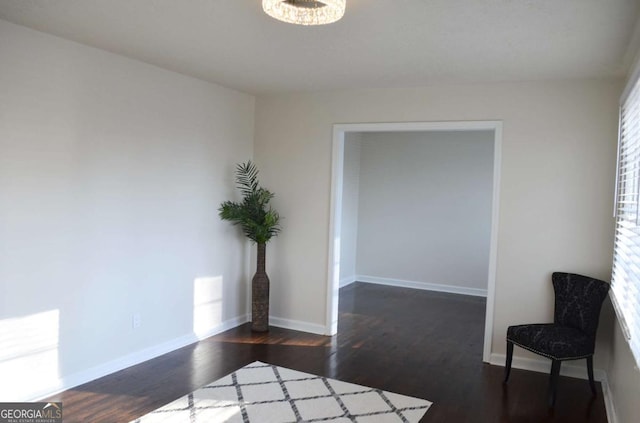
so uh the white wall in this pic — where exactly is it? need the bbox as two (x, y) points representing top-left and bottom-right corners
(355, 131), (493, 293)
(0, 20), (254, 400)
(254, 79), (620, 368)
(338, 133), (362, 287)
(607, 321), (640, 423)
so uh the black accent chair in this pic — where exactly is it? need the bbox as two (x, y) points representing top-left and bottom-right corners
(503, 272), (609, 407)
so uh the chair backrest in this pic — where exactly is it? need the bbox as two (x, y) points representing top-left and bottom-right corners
(552, 272), (610, 337)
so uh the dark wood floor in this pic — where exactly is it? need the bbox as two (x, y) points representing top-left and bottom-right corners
(47, 282), (607, 422)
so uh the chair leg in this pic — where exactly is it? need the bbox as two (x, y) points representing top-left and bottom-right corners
(548, 360), (561, 408)
(587, 356), (597, 396)
(504, 341), (514, 383)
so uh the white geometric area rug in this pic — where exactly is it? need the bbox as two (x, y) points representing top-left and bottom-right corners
(132, 361), (432, 423)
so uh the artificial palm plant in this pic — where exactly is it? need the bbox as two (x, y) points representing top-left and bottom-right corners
(219, 161), (281, 331)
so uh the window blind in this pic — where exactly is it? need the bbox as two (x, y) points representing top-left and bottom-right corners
(612, 75), (640, 368)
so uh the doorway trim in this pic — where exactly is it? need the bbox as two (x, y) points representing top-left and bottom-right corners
(326, 120), (502, 363)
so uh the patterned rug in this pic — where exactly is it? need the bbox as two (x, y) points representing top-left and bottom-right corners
(132, 361), (431, 422)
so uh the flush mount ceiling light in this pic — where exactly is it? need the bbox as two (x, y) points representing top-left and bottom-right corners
(262, 0), (346, 26)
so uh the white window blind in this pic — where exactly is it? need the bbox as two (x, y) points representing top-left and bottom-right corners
(612, 74), (640, 368)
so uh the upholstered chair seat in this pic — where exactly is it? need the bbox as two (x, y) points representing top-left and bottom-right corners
(507, 324), (592, 360)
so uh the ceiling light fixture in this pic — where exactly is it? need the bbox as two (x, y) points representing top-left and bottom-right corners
(262, 0), (346, 26)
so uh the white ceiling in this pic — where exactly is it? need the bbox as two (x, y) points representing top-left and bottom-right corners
(1, 0), (639, 95)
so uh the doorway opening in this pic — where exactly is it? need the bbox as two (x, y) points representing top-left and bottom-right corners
(326, 121), (502, 362)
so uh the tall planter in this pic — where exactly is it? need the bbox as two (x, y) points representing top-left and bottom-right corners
(219, 161), (281, 333)
(252, 243), (270, 332)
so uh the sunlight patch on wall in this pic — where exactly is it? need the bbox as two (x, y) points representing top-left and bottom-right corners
(193, 276), (224, 340)
(0, 310), (60, 400)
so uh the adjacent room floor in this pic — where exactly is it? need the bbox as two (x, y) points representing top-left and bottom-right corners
(47, 282), (607, 422)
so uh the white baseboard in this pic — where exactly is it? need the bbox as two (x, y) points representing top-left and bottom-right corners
(33, 314), (250, 402)
(489, 352), (606, 382)
(339, 276), (357, 288)
(268, 316), (327, 335)
(357, 275), (488, 297)
(194, 314), (250, 341)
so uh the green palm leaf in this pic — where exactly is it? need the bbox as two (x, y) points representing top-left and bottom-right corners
(219, 161), (282, 244)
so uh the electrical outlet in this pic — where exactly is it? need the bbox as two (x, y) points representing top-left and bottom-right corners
(132, 313), (141, 329)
